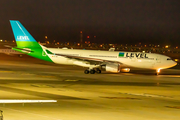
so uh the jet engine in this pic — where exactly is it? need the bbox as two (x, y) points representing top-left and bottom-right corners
(102, 63), (120, 73)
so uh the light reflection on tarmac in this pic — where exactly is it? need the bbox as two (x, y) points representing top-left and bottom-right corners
(0, 54), (180, 120)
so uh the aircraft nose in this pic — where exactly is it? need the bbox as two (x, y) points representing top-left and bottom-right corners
(172, 61), (177, 66)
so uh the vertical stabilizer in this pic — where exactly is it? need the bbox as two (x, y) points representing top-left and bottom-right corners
(10, 20), (41, 48)
(9, 20), (53, 62)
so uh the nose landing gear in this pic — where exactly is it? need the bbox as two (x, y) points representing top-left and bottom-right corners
(156, 68), (161, 75)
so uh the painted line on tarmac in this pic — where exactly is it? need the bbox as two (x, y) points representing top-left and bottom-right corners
(100, 96), (141, 100)
(0, 107), (63, 120)
(161, 75), (180, 78)
(0, 71), (14, 73)
(109, 73), (135, 76)
(36, 75), (56, 78)
(165, 106), (180, 109)
(119, 92), (172, 98)
(64, 79), (79, 82)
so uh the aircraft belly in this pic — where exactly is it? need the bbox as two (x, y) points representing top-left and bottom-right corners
(120, 58), (155, 69)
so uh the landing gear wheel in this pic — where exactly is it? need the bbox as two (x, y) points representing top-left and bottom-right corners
(96, 69), (101, 74)
(90, 69), (95, 74)
(84, 69), (89, 74)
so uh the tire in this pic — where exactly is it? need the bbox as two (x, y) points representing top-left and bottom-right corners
(84, 69), (89, 74)
(90, 69), (95, 74)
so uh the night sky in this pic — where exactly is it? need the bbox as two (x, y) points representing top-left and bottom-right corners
(0, 0), (180, 45)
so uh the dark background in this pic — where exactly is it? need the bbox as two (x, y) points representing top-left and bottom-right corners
(0, 0), (180, 45)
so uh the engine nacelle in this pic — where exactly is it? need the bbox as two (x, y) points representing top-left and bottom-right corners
(103, 63), (120, 73)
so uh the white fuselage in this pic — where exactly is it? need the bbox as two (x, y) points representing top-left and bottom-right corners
(46, 48), (177, 70)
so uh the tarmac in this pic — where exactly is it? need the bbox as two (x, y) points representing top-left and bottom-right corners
(0, 54), (180, 120)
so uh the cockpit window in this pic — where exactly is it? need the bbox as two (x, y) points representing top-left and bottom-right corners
(167, 58), (172, 60)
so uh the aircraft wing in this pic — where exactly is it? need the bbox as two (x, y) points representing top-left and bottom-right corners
(54, 53), (121, 65)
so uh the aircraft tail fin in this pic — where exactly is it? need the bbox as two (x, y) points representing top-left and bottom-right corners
(9, 20), (53, 62)
(10, 20), (41, 48)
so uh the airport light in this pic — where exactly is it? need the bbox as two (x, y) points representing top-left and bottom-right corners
(175, 59), (179, 62)
(165, 45), (169, 48)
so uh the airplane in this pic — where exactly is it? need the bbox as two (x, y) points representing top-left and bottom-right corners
(9, 20), (177, 75)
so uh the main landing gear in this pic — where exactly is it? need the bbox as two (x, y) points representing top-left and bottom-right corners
(84, 68), (101, 74)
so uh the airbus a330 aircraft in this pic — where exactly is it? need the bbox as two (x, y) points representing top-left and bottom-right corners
(10, 20), (177, 75)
